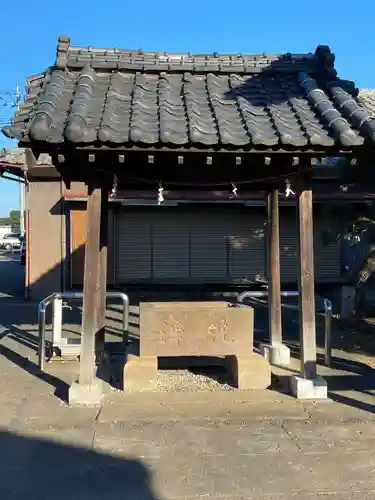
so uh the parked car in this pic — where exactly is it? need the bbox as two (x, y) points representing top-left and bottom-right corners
(0, 232), (21, 251)
(20, 235), (26, 265)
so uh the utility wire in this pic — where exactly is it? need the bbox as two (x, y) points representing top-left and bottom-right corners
(0, 86), (21, 110)
(0, 88), (20, 138)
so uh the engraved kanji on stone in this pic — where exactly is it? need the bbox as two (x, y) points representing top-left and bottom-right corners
(207, 323), (217, 342)
(221, 319), (234, 342)
(159, 315), (185, 345)
(207, 319), (234, 343)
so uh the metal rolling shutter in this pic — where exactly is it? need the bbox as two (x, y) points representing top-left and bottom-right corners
(115, 210), (152, 283)
(313, 222), (341, 282)
(190, 208), (231, 283)
(115, 205), (269, 285)
(228, 210), (267, 282)
(279, 210), (341, 283)
(151, 208), (190, 281)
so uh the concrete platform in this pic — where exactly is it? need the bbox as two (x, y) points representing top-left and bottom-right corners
(3, 298), (375, 498)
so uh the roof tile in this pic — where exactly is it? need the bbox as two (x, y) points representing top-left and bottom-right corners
(3, 36), (375, 150)
(357, 89), (375, 118)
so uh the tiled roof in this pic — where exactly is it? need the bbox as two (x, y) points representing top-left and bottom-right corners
(0, 148), (52, 166)
(3, 36), (375, 150)
(357, 89), (375, 116)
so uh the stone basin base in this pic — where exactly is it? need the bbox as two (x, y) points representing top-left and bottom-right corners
(123, 301), (271, 391)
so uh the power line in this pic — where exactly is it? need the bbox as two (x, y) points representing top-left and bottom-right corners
(0, 88), (21, 137)
(0, 86), (21, 110)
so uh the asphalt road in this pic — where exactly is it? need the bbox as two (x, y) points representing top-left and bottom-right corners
(0, 250), (25, 299)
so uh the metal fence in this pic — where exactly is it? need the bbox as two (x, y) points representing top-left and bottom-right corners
(237, 290), (333, 367)
(38, 291), (129, 371)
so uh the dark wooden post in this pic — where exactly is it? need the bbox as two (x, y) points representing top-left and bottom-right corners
(297, 188), (317, 379)
(260, 189), (290, 366)
(79, 184), (102, 386)
(95, 189), (108, 364)
(267, 190), (282, 345)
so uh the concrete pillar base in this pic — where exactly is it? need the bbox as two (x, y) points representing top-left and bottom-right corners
(52, 298), (63, 345)
(291, 375), (327, 400)
(259, 342), (291, 366)
(226, 353), (271, 390)
(68, 379), (104, 406)
(123, 355), (157, 391)
(55, 340), (81, 358)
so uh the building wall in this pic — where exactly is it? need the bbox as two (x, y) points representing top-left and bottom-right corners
(28, 180), (65, 300)
(0, 226), (12, 239)
(64, 181), (88, 198)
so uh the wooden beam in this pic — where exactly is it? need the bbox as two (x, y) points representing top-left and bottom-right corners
(79, 184), (102, 385)
(267, 190), (282, 345)
(95, 189), (109, 364)
(297, 188), (317, 379)
(73, 144), (332, 154)
(27, 166), (61, 181)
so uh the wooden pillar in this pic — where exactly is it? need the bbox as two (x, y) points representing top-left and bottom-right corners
(267, 190), (282, 345)
(79, 184), (102, 386)
(95, 189), (108, 364)
(297, 188), (317, 379)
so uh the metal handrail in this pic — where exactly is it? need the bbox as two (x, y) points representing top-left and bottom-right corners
(236, 290), (333, 367)
(237, 290), (299, 302)
(38, 291), (129, 371)
(38, 293), (56, 371)
(324, 298), (333, 367)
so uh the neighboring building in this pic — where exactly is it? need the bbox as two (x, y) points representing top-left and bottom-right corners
(0, 150), (25, 238)
(2, 40), (375, 300)
(0, 225), (12, 239)
(0, 224), (20, 236)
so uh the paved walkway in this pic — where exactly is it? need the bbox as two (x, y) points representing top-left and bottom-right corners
(2, 301), (375, 498)
(0, 252), (25, 299)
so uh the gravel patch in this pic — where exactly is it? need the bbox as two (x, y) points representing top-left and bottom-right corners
(121, 366), (235, 393)
(110, 354), (236, 393)
(151, 368), (234, 392)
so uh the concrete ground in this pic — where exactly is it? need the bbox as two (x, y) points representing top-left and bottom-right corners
(2, 259), (375, 498)
(0, 249), (25, 299)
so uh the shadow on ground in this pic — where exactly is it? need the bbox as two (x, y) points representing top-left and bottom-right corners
(0, 256), (25, 299)
(0, 341), (70, 401)
(0, 430), (157, 500)
(2, 286), (375, 415)
(335, 316), (375, 357)
(0, 300), (83, 353)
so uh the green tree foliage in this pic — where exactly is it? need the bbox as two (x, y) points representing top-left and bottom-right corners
(319, 158), (375, 314)
(0, 209), (20, 226)
(9, 210), (20, 222)
(319, 157), (375, 247)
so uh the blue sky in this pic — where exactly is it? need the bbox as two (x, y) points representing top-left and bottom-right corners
(1, 0), (374, 216)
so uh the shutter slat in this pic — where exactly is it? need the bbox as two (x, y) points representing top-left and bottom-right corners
(229, 213), (266, 281)
(190, 211), (230, 283)
(279, 211), (341, 283)
(115, 211), (152, 282)
(152, 210), (190, 279)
